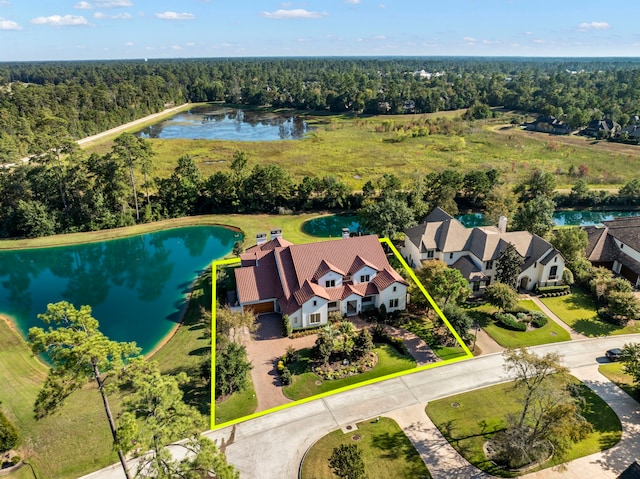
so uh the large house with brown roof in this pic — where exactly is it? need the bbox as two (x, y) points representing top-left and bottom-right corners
(402, 208), (565, 294)
(234, 231), (408, 329)
(584, 217), (640, 288)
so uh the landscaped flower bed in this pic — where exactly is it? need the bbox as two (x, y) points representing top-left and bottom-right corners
(313, 352), (378, 380)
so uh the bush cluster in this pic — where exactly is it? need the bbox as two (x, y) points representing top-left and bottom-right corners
(495, 313), (527, 331)
(0, 407), (19, 453)
(536, 285), (571, 298)
(494, 309), (549, 331)
(371, 324), (408, 355)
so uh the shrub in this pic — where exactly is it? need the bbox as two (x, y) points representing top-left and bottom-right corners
(378, 303), (387, 323)
(531, 314), (548, 328)
(277, 360), (285, 373)
(280, 367), (292, 385)
(282, 314), (293, 337)
(495, 313), (527, 331)
(537, 285), (570, 294)
(0, 408), (19, 453)
(328, 311), (343, 324)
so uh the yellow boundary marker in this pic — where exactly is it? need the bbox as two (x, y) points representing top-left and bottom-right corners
(210, 237), (473, 430)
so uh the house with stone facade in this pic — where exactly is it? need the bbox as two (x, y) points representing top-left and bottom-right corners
(235, 231), (408, 329)
(402, 208), (565, 295)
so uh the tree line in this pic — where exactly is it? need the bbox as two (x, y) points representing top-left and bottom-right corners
(2, 57), (640, 162)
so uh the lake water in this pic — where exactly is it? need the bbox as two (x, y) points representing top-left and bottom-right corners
(135, 106), (311, 141)
(0, 226), (240, 354)
(302, 215), (361, 238)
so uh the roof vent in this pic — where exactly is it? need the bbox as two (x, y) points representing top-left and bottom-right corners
(342, 227), (350, 239)
(256, 232), (268, 245)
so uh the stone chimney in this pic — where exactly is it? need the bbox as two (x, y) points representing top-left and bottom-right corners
(498, 216), (508, 234)
(270, 228), (282, 240)
(256, 232), (268, 245)
(342, 227), (350, 239)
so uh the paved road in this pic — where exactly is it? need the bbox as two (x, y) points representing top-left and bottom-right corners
(81, 335), (640, 479)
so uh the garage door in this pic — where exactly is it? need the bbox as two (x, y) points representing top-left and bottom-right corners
(247, 301), (275, 314)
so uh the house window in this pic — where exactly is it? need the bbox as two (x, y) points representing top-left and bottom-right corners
(360, 274), (370, 283)
(427, 250), (434, 259)
(620, 243), (624, 249)
(549, 266), (558, 281)
(328, 301), (338, 309)
(313, 300), (317, 306)
(449, 252), (454, 259)
(486, 276), (491, 286)
(325, 279), (335, 288)
(473, 282), (480, 292)
(309, 313), (321, 324)
(362, 296), (373, 303)
(485, 260), (493, 270)
(293, 316), (298, 324)
(393, 286), (397, 292)
(389, 298), (399, 308)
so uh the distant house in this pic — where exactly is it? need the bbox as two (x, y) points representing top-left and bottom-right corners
(235, 231), (408, 329)
(616, 124), (640, 143)
(580, 119), (620, 138)
(583, 217), (640, 288)
(524, 115), (572, 135)
(402, 208), (565, 294)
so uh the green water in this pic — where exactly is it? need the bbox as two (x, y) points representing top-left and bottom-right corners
(301, 215), (362, 237)
(0, 226), (240, 354)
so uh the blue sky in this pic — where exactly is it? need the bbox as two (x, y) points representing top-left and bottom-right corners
(0, 0), (638, 61)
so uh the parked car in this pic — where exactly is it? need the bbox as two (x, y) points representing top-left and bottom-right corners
(606, 348), (623, 361)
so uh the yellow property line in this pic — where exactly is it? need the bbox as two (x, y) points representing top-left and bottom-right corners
(210, 238), (473, 430)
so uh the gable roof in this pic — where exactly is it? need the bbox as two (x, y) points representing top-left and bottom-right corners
(236, 235), (407, 315)
(406, 208), (559, 273)
(602, 217), (640, 252)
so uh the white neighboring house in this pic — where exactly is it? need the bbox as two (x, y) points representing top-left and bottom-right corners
(584, 217), (640, 288)
(402, 208), (565, 295)
(234, 231), (408, 329)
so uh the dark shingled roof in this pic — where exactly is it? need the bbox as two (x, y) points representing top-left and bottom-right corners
(602, 217), (640, 252)
(618, 461), (640, 479)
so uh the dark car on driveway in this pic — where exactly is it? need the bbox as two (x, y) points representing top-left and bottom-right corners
(606, 348), (623, 361)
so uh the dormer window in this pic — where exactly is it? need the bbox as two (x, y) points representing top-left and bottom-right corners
(427, 250), (434, 259)
(360, 274), (370, 283)
(485, 260), (493, 270)
(325, 279), (335, 288)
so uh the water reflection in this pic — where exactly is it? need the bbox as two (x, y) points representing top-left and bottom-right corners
(0, 226), (239, 353)
(136, 106), (311, 141)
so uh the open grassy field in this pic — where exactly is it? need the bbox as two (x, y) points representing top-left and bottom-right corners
(426, 377), (622, 477)
(81, 109), (640, 190)
(300, 417), (431, 479)
(467, 300), (571, 348)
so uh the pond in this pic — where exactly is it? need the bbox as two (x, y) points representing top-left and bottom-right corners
(303, 210), (640, 235)
(135, 105), (311, 141)
(0, 226), (240, 354)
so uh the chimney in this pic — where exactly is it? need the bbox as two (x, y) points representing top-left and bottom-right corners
(342, 227), (350, 239)
(498, 216), (508, 234)
(270, 228), (282, 240)
(256, 232), (267, 245)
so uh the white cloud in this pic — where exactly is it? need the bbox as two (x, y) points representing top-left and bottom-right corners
(345, 0), (361, 4)
(155, 11), (196, 20)
(0, 17), (20, 30)
(378, 4), (385, 7)
(95, 0), (132, 7)
(534, 39), (546, 44)
(525, 31), (533, 35)
(463, 36), (476, 44)
(0, 1), (11, 6)
(125, 41), (133, 46)
(261, 9), (327, 19)
(74, 1), (92, 9)
(31, 15), (89, 26)
(577, 21), (611, 31)
(171, 44), (182, 50)
(373, 35), (386, 40)
(94, 11), (132, 19)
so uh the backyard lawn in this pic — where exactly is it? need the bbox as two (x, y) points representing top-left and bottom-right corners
(426, 377), (622, 477)
(467, 300), (571, 348)
(300, 417), (431, 479)
(283, 344), (416, 401)
(541, 288), (640, 336)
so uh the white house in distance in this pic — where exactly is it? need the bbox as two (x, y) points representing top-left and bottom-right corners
(402, 208), (565, 294)
(234, 230), (408, 329)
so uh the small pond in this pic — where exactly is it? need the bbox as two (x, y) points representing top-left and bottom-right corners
(0, 226), (240, 354)
(301, 215), (362, 238)
(135, 105), (311, 141)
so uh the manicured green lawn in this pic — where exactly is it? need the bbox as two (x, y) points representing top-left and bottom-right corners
(214, 382), (258, 425)
(402, 317), (467, 360)
(283, 344), (416, 401)
(300, 417), (431, 479)
(599, 362), (640, 402)
(426, 377), (622, 477)
(467, 300), (571, 348)
(541, 289), (640, 336)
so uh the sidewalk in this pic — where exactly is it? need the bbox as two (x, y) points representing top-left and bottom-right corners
(525, 294), (587, 340)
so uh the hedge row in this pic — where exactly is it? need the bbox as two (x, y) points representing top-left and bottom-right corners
(538, 290), (570, 298)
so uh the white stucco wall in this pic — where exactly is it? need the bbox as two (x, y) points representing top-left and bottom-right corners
(615, 238), (640, 264)
(300, 296), (328, 328)
(352, 266), (377, 284)
(317, 270), (343, 288)
(377, 282), (407, 312)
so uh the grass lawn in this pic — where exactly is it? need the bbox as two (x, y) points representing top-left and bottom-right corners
(402, 318), (467, 360)
(467, 300), (571, 348)
(599, 362), (640, 403)
(540, 288), (640, 336)
(214, 382), (258, 425)
(283, 344), (416, 401)
(426, 377), (622, 477)
(300, 417), (431, 479)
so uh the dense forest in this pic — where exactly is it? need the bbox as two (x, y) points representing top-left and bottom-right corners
(1, 57), (640, 239)
(1, 57), (640, 161)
